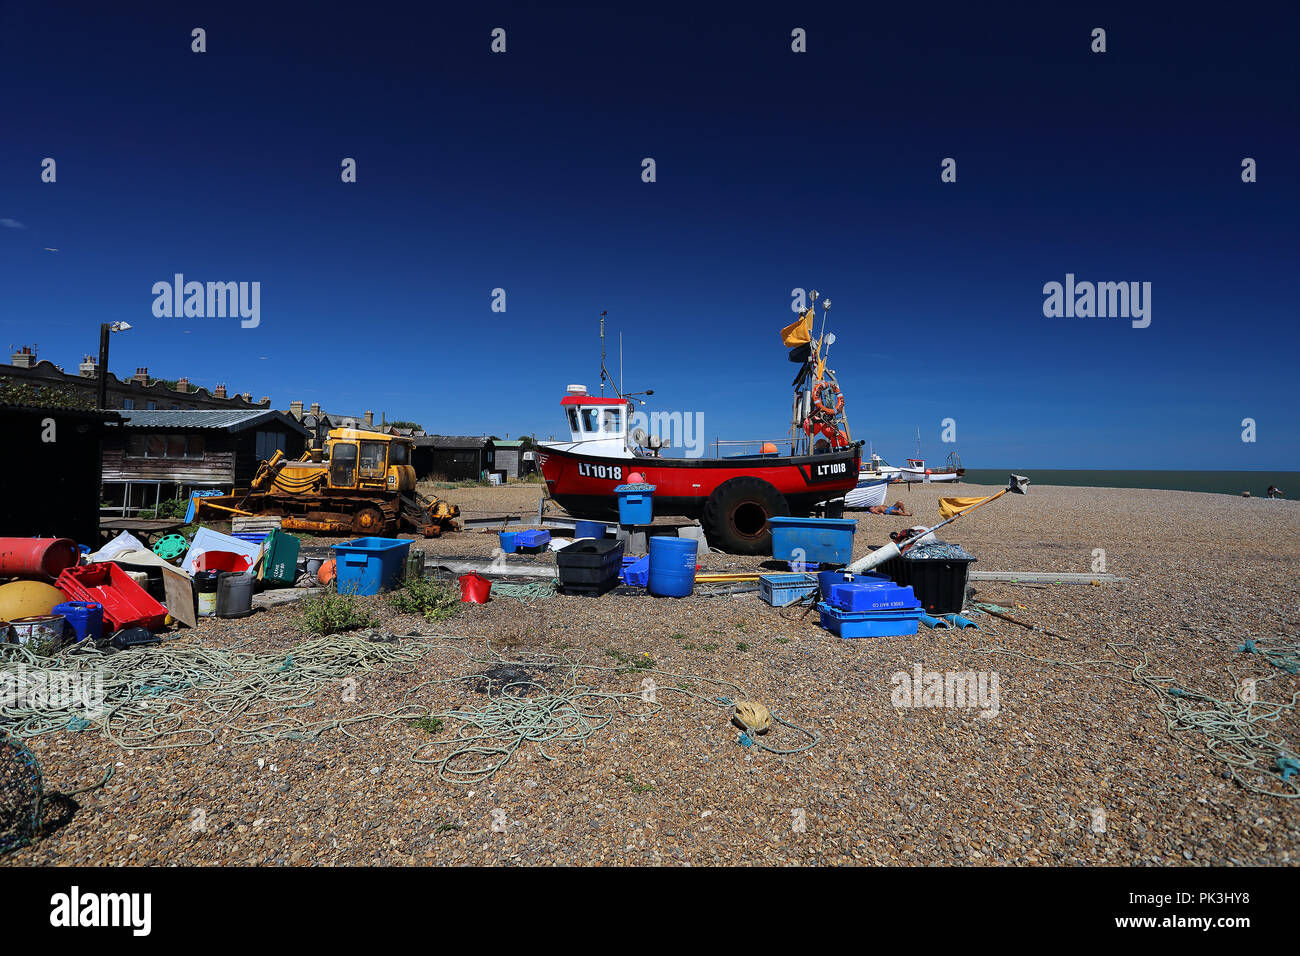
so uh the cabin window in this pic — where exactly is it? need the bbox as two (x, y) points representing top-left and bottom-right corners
(603, 408), (622, 433)
(581, 408), (601, 433)
(330, 442), (358, 486)
(389, 443), (409, 466)
(127, 434), (204, 459)
(567, 408), (579, 433)
(255, 430), (288, 462)
(359, 441), (387, 478)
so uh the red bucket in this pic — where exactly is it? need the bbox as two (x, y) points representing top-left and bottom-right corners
(458, 572), (491, 603)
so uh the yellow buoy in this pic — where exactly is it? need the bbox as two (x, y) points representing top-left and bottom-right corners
(0, 580), (68, 621)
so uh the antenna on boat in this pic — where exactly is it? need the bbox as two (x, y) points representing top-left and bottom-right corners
(599, 310), (607, 395)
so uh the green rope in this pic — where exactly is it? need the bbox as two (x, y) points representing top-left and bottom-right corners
(2, 632), (819, 787)
(989, 641), (1300, 799)
(407, 647), (819, 783)
(490, 580), (558, 600)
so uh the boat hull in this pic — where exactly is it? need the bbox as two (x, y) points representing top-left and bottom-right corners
(844, 475), (892, 510)
(894, 469), (964, 483)
(538, 445), (862, 520)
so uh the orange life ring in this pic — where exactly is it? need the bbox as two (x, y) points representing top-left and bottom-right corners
(813, 381), (844, 416)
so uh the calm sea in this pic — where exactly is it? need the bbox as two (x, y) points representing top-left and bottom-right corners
(961, 470), (1299, 497)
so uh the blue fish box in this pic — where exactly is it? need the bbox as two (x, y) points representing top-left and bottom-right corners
(621, 554), (650, 587)
(829, 580), (919, 612)
(516, 529), (551, 551)
(498, 531), (518, 553)
(766, 516), (858, 564)
(330, 537), (412, 596)
(759, 573), (819, 607)
(817, 601), (923, 638)
(614, 484), (656, 525)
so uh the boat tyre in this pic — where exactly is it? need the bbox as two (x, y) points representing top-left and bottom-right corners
(702, 477), (790, 555)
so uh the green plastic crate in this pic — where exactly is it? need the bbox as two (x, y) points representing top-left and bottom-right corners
(259, 529), (301, 584)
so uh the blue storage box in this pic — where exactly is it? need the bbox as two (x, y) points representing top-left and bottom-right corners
(766, 516), (858, 564)
(759, 573), (819, 607)
(817, 601), (923, 638)
(515, 529), (551, 551)
(574, 520), (607, 539)
(498, 531), (518, 553)
(621, 555), (650, 587)
(830, 579), (918, 612)
(614, 484), (656, 525)
(330, 537), (412, 595)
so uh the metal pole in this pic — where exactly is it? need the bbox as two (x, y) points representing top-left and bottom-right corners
(97, 323), (110, 410)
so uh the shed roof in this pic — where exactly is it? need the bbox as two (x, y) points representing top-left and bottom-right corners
(413, 435), (492, 449)
(113, 409), (310, 435)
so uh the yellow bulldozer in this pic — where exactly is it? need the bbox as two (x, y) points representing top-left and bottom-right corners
(194, 427), (460, 537)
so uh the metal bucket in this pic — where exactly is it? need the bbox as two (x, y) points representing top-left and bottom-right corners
(9, 614), (65, 646)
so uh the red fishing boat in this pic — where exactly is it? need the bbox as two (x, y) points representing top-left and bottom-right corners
(539, 293), (861, 553)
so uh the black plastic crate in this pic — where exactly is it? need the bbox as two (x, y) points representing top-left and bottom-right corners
(557, 539), (625, 586)
(877, 543), (976, 615)
(556, 576), (620, 597)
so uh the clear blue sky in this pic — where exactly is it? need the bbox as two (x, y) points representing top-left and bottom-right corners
(2, 2), (1296, 469)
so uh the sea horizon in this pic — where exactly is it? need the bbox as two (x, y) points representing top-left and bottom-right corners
(959, 469), (1299, 497)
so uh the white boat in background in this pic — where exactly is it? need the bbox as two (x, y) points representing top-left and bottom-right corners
(896, 457), (964, 483)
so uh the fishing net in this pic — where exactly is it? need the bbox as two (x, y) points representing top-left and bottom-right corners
(0, 733), (44, 855)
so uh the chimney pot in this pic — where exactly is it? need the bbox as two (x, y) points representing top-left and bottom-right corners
(214, 384), (227, 398)
(290, 400), (304, 420)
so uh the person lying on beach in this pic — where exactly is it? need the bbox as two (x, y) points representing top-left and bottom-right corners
(867, 501), (911, 516)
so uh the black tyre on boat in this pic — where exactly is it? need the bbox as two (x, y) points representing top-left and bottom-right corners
(702, 476), (790, 555)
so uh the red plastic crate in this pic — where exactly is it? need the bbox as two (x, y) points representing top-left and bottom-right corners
(56, 562), (168, 631)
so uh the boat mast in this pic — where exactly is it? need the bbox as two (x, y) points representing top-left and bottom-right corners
(599, 310), (607, 396)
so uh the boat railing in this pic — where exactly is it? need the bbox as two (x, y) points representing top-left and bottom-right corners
(711, 438), (797, 459)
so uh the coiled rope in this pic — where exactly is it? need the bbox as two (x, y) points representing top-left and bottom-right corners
(2, 633), (819, 787)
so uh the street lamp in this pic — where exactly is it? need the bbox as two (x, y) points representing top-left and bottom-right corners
(97, 321), (132, 410)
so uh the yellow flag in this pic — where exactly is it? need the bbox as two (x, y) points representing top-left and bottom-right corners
(938, 496), (993, 520)
(780, 308), (814, 348)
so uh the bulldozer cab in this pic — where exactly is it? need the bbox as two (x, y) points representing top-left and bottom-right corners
(323, 429), (415, 494)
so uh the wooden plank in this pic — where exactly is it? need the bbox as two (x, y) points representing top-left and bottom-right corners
(968, 570), (1128, 584)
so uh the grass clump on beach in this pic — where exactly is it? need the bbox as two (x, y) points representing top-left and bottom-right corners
(298, 591), (379, 635)
(606, 648), (656, 672)
(389, 577), (460, 621)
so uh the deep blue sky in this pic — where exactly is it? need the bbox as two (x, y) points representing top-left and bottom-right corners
(2, 2), (1296, 468)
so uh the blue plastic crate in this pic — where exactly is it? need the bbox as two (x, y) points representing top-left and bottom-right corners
(766, 516), (858, 564)
(613, 484), (656, 525)
(759, 573), (819, 607)
(330, 537), (412, 596)
(515, 529), (551, 549)
(817, 601), (923, 638)
(621, 555), (650, 587)
(498, 531), (518, 553)
(829, 580), (919, 612)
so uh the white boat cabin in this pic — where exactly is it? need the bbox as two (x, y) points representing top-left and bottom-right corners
(545, 385), (635, 458)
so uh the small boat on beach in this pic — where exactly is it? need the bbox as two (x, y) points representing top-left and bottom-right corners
(895, 455), (965, 483)
(539, 293), (863, 553)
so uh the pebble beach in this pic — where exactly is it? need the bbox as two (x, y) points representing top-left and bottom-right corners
(5, 480), (1298, 866)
